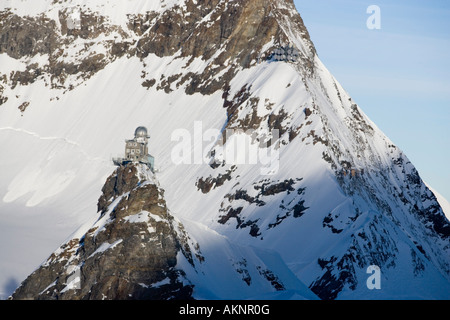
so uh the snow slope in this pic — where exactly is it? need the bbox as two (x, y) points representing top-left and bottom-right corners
(427, 184), (450, 220)
(1, 0), (449, 299)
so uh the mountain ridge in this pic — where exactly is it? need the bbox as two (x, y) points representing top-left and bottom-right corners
(1, 0), (449, 300)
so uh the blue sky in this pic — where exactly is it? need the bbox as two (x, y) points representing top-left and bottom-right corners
(293, 0), (450, 201)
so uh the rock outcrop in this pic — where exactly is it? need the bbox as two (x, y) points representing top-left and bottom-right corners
(11, 163), (195, 300)
(0, 0), (314, 107)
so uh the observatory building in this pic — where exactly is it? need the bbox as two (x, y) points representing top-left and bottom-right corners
(113, 126), (155, 171)
(271, 44), (300, 62)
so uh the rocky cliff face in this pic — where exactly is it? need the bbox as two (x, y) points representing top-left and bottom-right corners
(11, 163), (196, 300)
(0, 0), (313, 106)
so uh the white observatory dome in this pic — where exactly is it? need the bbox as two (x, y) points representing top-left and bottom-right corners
(134, 126), (148, 138)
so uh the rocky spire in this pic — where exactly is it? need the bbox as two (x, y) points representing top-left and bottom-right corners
(11, 163), (197, 300)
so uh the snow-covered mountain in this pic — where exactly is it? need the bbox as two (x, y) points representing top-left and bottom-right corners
(1, 0), (449, 300)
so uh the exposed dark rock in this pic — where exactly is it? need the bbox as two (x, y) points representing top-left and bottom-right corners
(254, 178), (296, 196)
(311, 213), (401, 300)
(292, 199), (308, 218)
(141, 78), (156, 90)
(233, 259), (252, 286)
(18, 101), (30, 114)
(196, 166), (237, 194)
(219, 178), (307, 237)
(0, 11), (59, 59)
(97, 164), (140, 214)
(310, 253), (358, 300)
(0, 9), (124, 92)
(256, 266), (285, 291)
(218, 206), (243, 226)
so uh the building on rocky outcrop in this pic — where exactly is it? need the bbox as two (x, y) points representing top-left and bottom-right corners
(113, 126), (155, 171)
(10, 163), (195, 300)
(339, 168), (365, 178)
(271, 44), (300, 62)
